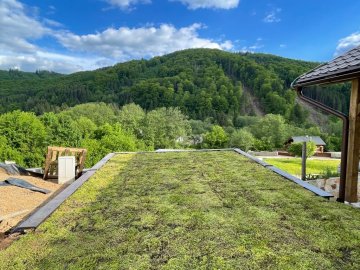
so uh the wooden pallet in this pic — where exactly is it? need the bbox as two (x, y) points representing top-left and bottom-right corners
(43, 146), (87, 180)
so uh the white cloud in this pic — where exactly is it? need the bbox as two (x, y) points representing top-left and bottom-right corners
(335, 32), (360, 56)
(0, 51), (109, 74)
(263, 8), (281, 23)
(0, 0), (106, 73)
(220, 40), (233, 50)
(0, 0), (50, 52)
(43, 18), (63, 28)
(0, 0), (234, 73)
(55, 23), (233, 60)
(105, 0), (150, 9)
(173, 0), (239, 10)
(240, 38), (264, 52)
(280, 44), (287, 48)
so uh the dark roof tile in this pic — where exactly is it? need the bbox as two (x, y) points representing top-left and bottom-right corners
(292, 45), (360, 86)
(349, 59), (360, 66)
(291, 136), (326, 145)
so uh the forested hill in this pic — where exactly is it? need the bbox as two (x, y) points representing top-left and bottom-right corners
(0, 49), (349, 125)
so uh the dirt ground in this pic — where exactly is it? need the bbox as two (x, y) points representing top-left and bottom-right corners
(0, 171), (62, 233)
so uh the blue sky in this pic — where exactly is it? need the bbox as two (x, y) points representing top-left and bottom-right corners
(1, 0), (360, 73)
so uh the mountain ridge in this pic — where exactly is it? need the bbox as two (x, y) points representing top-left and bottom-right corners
(0, 48), (347, 126)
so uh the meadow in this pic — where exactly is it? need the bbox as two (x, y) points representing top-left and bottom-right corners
(264, 158), (341, 177)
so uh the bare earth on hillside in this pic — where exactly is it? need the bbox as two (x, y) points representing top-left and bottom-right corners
(0, 172), (62, 233)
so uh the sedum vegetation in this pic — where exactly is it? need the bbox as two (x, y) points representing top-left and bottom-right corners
(0, 151), (359, 269)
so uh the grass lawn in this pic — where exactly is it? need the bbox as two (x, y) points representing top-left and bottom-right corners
(1, 151), (359, 269)
(264, 158), (341, 176)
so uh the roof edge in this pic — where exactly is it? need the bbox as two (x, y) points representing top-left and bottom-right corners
(291, 45), (360, 88)
(292, 68), (360, 88)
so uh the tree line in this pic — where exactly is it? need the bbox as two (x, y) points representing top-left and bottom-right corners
(0, 102), (343, 169)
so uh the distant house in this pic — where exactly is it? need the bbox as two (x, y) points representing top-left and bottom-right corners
(285, 136), (326, 153)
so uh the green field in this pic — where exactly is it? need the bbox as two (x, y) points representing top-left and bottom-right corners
(1, 151), (359, 269)
(264, 158), (341, 177)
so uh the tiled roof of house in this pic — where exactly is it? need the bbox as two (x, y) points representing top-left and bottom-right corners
(287, 136), (326, 146)
(292, 45), (360, 87)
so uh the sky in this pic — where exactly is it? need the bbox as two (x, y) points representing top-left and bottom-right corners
(1, 0), (360, 74)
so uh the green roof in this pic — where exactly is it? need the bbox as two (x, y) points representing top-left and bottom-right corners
(1, 151), (360, 269)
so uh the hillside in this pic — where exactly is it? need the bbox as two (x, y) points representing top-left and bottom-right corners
(0, 50), (348, 168)
(0, 49), (351, 128)
(0, 49), (317, 121)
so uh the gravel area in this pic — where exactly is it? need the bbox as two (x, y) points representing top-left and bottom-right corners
(0, 172), (62, 233)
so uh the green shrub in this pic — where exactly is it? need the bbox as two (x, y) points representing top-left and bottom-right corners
(229, 129), (255, 151)
(253, 138), (272, 151)
(0, 136), (24, 164)
(0, 110), (47, 167)
(40, 112), (82, 147)
(288, 141), (316, 158)
(203, 125), (228, 148)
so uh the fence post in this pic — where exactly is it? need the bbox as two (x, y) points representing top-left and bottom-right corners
(301, 141), (307, 180)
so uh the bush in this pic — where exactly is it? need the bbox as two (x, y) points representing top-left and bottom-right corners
(82, 123), (139, 167)
(253, 138), (273, 151)
(40, 112), (82, 147)
(203, 125), (228, 148)
(229, 129), (255, 151)
(249, 114), (287, 149)
(81, 139), (104, 168)
(0, 136), (24, 164)
(118, 103), (145, 136)
(61, 102), (118, 125)
(189, 120), (213, 135)
(0, 111), (47, 167)
(288, 141), (316, 158)
(143, 107), (190, 149)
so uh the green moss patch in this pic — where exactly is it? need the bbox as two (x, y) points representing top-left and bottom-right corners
(0, 151), (359, 269)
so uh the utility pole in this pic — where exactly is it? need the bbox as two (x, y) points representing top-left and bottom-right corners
(301, 136), (308, 180)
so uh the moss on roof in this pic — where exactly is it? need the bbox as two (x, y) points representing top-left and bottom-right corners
(1, 151), (360, 269)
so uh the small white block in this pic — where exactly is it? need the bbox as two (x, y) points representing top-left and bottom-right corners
(58, 156), (76, 184)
